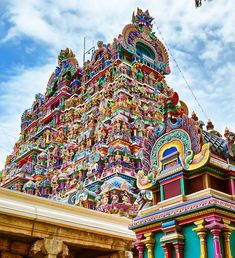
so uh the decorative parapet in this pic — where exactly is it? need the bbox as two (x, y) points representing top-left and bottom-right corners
(130, 192), (235, 230)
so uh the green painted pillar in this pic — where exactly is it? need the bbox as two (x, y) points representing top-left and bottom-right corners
(180, 177), (186, 195)
(160, 185), (164, 201)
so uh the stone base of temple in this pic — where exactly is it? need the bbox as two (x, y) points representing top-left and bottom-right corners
(0, 188), (136, 258)
(0, 235), (133, 258)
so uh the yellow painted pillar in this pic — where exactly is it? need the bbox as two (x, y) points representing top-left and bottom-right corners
(223, 219), (233, 258)
(146, 243), (154, 258)
(203, 173), (210, 189)
(197, 231), (207, 258)
(193, 219), (207, 258)
(223, 231), (232, 258)
(142, 232), (155, 258)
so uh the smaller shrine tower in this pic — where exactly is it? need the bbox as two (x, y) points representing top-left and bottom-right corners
(131, 112), (235, 257)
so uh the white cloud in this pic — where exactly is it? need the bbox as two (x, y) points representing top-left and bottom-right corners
(0, 63), (55, 169)
(200, 40), (223, 62)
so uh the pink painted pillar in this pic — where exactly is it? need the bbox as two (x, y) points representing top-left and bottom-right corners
(228, 178), (235, 195)
(205, 216), (224, 258)
(135, 234), (144, 258)
(161, 243), (172, 258)
(173, 242), (184, 258)
(211, 229), (222, 258)
(136, 244), (144, 258)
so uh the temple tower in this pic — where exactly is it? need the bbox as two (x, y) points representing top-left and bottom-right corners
(1, 9), (172, 218)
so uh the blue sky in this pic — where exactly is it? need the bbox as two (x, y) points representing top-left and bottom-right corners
(0, 0), (235, 169)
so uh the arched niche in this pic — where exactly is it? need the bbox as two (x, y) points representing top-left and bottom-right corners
(136, 41), (155, 60)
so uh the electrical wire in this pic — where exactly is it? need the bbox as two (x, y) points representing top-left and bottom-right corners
(0, 127), (14, 148)
(0, 124), (18, 140)
(153, 21), (209, 120)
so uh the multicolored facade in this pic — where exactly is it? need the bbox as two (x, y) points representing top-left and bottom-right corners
(0, 8), (234, 258)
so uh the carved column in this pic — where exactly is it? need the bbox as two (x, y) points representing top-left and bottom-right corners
(46, 254), (57, 258)
(205, 216), (224, 258)
(1, 252), (23, 258)
(134, 234), (144, 258)
(211, 229), (222, 258)
(173, 242), (184, 258)
(160, 185), (164, 201)
(222, 219), (233, 258)
(203, 174), (210, 189)
(30, 238), (69, 258)
(110, 251), (133, 258)
(180, 177), (186, 195)
(228, 178), (235, 195)
(11, 242), (29, 256)
(161, 220), (184, 258)
(136, 245), (144, 258)
(0, 239), (30, 258)
(0, 239), (10, 253)
(44, 239), (67, 258)
(223, 231), (232, 258)
(142, 232), (155, 258)
(193, 219), (207, 258)
(124, 251), (133, 258)
(161, 243), (172, 258)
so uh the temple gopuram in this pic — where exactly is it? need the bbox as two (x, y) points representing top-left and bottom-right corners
(0, 8), (235, 258)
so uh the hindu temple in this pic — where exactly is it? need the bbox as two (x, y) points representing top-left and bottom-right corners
(0, 8), (234, 258)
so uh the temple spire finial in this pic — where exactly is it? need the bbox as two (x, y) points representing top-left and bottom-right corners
(132, 8), (154, 31)
(206, 119), (214, 131)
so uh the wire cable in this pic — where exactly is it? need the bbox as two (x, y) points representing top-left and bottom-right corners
(153, 21), (209, 120)
(0, 124), (18, 140)
(0, 127), (14, 148)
